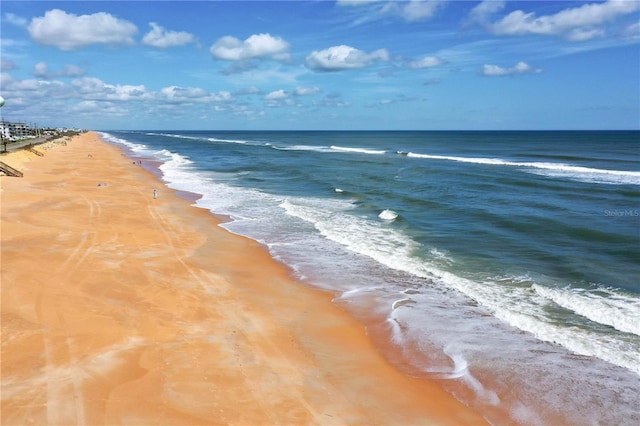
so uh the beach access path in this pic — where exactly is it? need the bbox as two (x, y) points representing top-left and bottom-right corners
(0, 132), (487, 425)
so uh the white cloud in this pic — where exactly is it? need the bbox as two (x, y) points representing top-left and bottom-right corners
(160, 86), (235, 103)
(4, 13), (28, 27)
(0, 73), (69, 104)
(71, 100), (128, 117)
(72, 77), (149, 101)
(210, 33), (290, 61)
(161, 86), (210, 101)
(339, 0), (445, 22)
(211, 91), (235, 102)
(468, 0), (505, 24)
(620, 21), (640, 39)
(565, 27), (606, 42)
(483, 61), (542, 76)
(28, 9), (138, 50)
(395, 0), (446, 22)
(305, 45), (390, 72)
(294, 86), (321, 96)
(142, 23), (196, 48)
(33, 62), (86, 79)
(0, 71), (256, 125)
(264, 89), (289, 100)
(33, 62), (49, 78)
(409, 55), (444, 69)
(489, 0), (640, 41)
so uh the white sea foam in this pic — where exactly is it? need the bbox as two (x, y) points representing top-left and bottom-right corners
(280, 196), (640, 375)
(391, 298), (413, 310)
(207, 137), (251, 145)
(331, 145), (386, 155)
(153, 132), (205, 141)
(274, 144), (385, 155)
(100, 132), (149, 152)
(280, 199), (422, 277)
(429, 248), (454, 264)
(532, 284), (640, 336)
(378, 209), (398, 221)
(158, 151), (194, 175)
(406, 152), (640, 185)
(271, 144), (334, 153)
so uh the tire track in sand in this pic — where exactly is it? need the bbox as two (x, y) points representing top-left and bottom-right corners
(37, 197), (100, 424)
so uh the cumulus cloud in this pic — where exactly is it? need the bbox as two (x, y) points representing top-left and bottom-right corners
(488, 0), (640, 41)
(1, 71), (258, 124)
(392, 0), (446, 22)
(1, 73), (70, 103)
(468, 0), (505, 24)
(34, 62), (53, 78)
(33, 62), (85, 79)
(409, 55), (444, 69)
(142, 23), (196, 48)
(28, 9), (137, 50)
(305, 45), (389, 72)
(483, 61), (542, 76)
(263, 90), (298, 108)
(264, 89), (289, 100)
(210, 33), (290, 61)
(161, 86), (209, 101)
(161, 86), (234, 103)
(72, 77), (149, 101)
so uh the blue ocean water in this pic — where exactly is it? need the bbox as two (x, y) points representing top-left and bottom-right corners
(103, 130), (639, 425)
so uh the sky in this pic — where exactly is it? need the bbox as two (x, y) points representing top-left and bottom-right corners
(1, 0), (639, 130)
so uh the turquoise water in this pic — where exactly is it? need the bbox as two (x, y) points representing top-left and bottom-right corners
(103, 130), (639, 425)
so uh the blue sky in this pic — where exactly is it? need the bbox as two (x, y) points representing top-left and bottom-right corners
(1, 0), (639, 130)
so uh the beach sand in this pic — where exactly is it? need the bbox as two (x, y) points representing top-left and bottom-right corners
(1, 132), (487, 425)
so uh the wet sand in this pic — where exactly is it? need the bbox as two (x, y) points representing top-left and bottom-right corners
(1, 132), (487, 425)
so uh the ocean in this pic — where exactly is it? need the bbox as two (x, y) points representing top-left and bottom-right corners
(101, 130), (639, 425)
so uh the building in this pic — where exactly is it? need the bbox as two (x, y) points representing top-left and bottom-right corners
(0, 122), (9, 139)
(0, 121), (32, 140)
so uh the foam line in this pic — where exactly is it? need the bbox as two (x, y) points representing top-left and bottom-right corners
(406, 152), (640, 185)
(533, 285), (640, 336)
(331, 146), (386, 155)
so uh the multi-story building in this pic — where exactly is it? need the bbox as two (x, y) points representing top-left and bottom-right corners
(0, 121), (32, 140)
(0, 122), (9, 139)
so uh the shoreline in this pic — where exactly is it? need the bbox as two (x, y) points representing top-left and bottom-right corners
(1, 132), (488, 425)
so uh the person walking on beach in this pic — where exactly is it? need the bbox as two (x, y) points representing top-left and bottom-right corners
(153, 189), (158, 199)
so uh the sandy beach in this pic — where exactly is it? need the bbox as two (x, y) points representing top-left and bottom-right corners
(1, 132), (487, 425)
